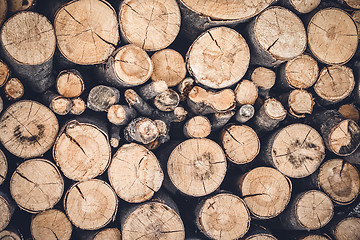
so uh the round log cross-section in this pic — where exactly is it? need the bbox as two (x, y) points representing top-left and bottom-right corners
(183, 116), (211, 139)
(332, 217), (360, 240)
(167, 138), (227, 197)
(56, 70), (84, 98)
(93, 228), (121, 240)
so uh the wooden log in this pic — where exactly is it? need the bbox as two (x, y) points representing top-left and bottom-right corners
(344, 0), (360, 8)
(0, 149), (6, 185)
(239, 167), (292, 219)
(43, 90), (72, 115)
(151, 49), (186, 87)
(0, 96), (2, 114)
(31, 209), (72, 240)
(138, 80), (168, 100)
(53, 119), (111, 181)
(0, 0), (6, 26)
(56, 69), (84, 98)
(242, 225), (277, 240)
(119, 0), (181, 51)
(124, 89), (154, 117)
(235, 104), (255, 123)
(183, 116), (211, 139)
(0, 192), (15, 232)
(329, 217), (360, 240)
(8, 0), (36, 14)
(97, 44), (153, 88)
(69, 97), (86, 115)
(195, 193), (250, 239)
(153, 89), (180, 112)
(280, 0), (321, 14)
(280, 190), (333, 230)
(109, 124), (120, 148)
(253, 98), (286, 133)
(352, 11), (360, 39)
(177, 77), (194, 101)
(210, 110), (235, 131)
(0, 228), (23, 240)
(186, 27), (250, 89)
(145, 120), (170, 150)
(262, 123), (325, 178)
(0, 59), (9, 87)
(187, 86), (236, 115)
(311, 110), (360, 156)
(221, 125), (260, 165)
(64, 179), (118, 230)
(4, 77), (24, 101)
(0, 11), (56, 93)
(83, 228), (121, 240)
(54, 0), (119, 65)
(10, 159), (64, 213)
(0, 100), (59, 159)
(247, 6), (307, 67)
(250, 67), (275, 98)
(235, 80), (258, 106)
(338, 104), (359, 122)
(307, 8), (358, 65)
(167, 138), (227, 197)
(107, 104), (136, 126)
(108, 143), (163, 203)
(314, 65), (355, 105)
(87, 85), (120, 112)
(124, 117), (159, 145)
(278, 54), (319, 90)
(295, 234), (331, 240)
(280, 89), (314, 118)
(152, 106), (188, 124)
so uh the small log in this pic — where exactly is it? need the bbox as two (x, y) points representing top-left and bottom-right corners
(8, 0), (35, 14)
(145, 120), (171, 150)
(314, 65), (355, 105)
(239, 167), (292, 219)
(247, 6), (307, 67)
(31, 209), (72, 240)
(186, 27), (250, 89)
(344, 0), (360, 8)
(53, 119), (111, 181)
(4, 77), (24, 101)
(210, 110), (235, 131)
(0, 229), (23, 240)
(0, 0), (6, 26)
(0, 59), (9, 87)
(153, 89), (180, 112)
(177, 77), (194, 101)
(87, 85), (120, 112)
(125, 89), (154, 117)
(0, 149), (6, 185)
(0, 192), (15, 231)
(338, 104), (359, 122)
(253, 98), (286, 133)
(262, 124), (325, 178)
(0, 100), (59, 159)
(280, 190), (334, 230)
(280, 0), (321, 14)
(167, 138), (227, 197)
(221, 125), (260, 165)
(235, 104), (255, 123)
(280, 89), (314, 118)
(124, 117), (159, 145)
(329, 217), (360, 240)
(278, 54), (319, 90)
(107, 104), (136, 126)
(10, 159), (64, 213)
(56, 69), (84, 98)
(195, 193), (250, 239)
(97, 44), (153, 88)
(152, 106), (188, 124)
(311, 110), (360, 156)
(138, 81), (168, 100)
(187, 86), (236, 115)
(43, 90), (72, 115)
(183, 116), (211, 139)
(307, 8), (358, 65)
(64, 179), (118, 230)
(109, 124), (120, 148)
(235, 80), (258, 106)
(69, 97), (86, 115)
(119, 0), (181, 51)
(151, 49), (186, 87)
(91, 228), (121, 240)
(54, 0), (119, 65)
(250, 67), (275, 98)
(243, 225), (277, 240)
(108, 143), (163, 203)
(0, 11), (56, 92)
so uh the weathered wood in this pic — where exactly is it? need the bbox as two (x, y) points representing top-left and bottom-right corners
(195, 193), (250, 239)
(87, 85), (120, 112)
(0, 100), (59, 159)
(56, 69), (84, 98)
(235, 104), (255, 123)
(124, 117), (159, 145)
(329, 217), (360, 240)
(43, 90), (72, 115)
(280, 0), (321, 14)
(307, 8), (358, 65)
(344, 0), (360, 8)
(0, 11), (56, 92)
(125, 89), (154, 117)
(177, 77), (194, 101)
(183, 116), (211, 139)
(64, 179), (118, 230)
(0, 192), (15, 232)
(280, 89), (314, 118)
(145, 120), (171, 150)
(8, 0), (36, 14)
(153, 89), (180, 112)
(250, 67), (275, 98)
(0, 59), (9, 87)
(119, 0), (181, 51)
(107, 104), (136, 126)
(167, 138), (227, 197)
(338, 104), (359, 122)
(0, 149), (6, 185)
(4, 77), (24, 101)
(187, 27), (250, 89)
(31, 209), (72, 240)
(70, 97), (86, 115)
(235, 80), (258, 106)
(54, 0), (119, 65)
(108, 143), (163, 203)
(10, 159), (64, 213)
(138, 80), (168, 100)
(0, 0), (6, 26)
(210, 110), (235, 131)
(253, 98), (286, 133)
(239, 167), (292, 219)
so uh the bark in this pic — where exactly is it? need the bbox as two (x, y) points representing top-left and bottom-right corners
(210, 110), (235, 131)
(153, 89), (180, 112)
(87, 85), (120, 112)
(124, 89), (154, 117)
(107, 104), (137, 126)
(138, 81), (168, 100)
(338, 104), (359, 122)
(109, 124), (121, 148)
(0, 0), (6, 26)
(235, 104), (255, 123)
(42, 90), (72, 115)
(253, 98), (286, 133)
(123, 117), (159, 145)
(177, 77), (194, 101)
(0, 149), (6, 185)
(8, 0), (36, 14)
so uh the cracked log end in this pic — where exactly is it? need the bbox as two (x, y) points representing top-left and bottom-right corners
(31, 209), (72, 240)
(93, 228), (121, 240)
(54, 0), (119, 65)
(333, 217), (360, 240)
(64, 179), (118, 230)
(0, 60), (9, 87)
(328, 119), (360, 156)
(70, 97), (86, 115)
(56, 70), (84, 98)
(288, 89), (314, 118)
(10, 159), (64, 213)
(308, 8), (358, 65)
(0, 150), (7, 186)
(167, 138), (227, 197)
(108, 143), (163, 203)
(183, 115), (211, 139)
(239, 167), (292, 219)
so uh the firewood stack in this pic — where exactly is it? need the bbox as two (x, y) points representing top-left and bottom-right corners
(1, 0), (360, 239)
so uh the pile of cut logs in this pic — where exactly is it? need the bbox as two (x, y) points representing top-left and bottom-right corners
(1, 0), (360, 239)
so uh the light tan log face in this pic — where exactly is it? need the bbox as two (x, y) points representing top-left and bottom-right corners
(197, 193), (250, 239)
(271, 124), (325, 178)
(184, 116), (211, 138)
(289, 0), (321, 13)
(235, 80), (258, 105)
(120, 0), (181, 51)
(122, 201), (185, 240)
(10, 159), (64, 213)
(94, 228), (121, 240)
(308, 8), (358, 65)
(55, 0), (119, 65)
(1, 11), (55, 65)
(64, 179), (118, 230)
(56, 70), (84, 98)
(0, 60), (9, 87)
(329, 120), (360, 156)
(251, 67), (275, 90)
(0, 194), (12, 231)
(288, 89), (314, 117)
(335, 217), (360, 240)
(167, 138), (227, 197)
(187, 27), (250, 89)
(0, 101), (59, 159)
(285, 54), (319, 89)
(0, 149), (7, 185)
(246, 235), (277, 240)
(31, 209), (72, 240)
